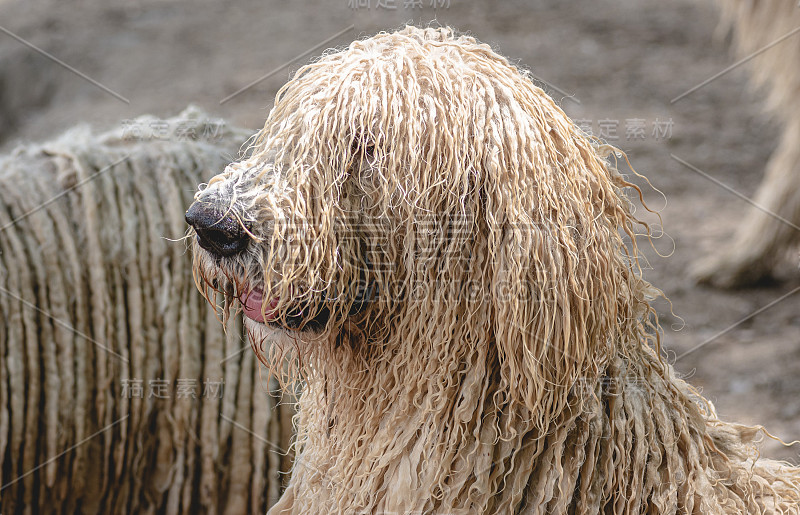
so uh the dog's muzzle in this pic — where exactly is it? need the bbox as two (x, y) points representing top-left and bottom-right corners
(185, 201), (251, 257)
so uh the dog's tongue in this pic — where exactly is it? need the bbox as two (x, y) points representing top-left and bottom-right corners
(241, 287), (279, 323)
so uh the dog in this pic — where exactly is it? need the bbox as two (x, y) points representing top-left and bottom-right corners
(187, 26), (800, 514)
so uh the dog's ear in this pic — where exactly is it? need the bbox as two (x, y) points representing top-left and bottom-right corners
(484, 134), (650, 432)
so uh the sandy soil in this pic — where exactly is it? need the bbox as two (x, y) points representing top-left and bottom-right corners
(1, 0), (798, 462)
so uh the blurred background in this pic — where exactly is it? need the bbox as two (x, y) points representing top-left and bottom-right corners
(0, 0), (797, 465)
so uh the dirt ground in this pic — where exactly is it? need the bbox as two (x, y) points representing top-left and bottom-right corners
(1, 0), (798, 463)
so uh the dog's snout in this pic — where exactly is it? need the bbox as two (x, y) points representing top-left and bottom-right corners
(185, 201), (251, 257)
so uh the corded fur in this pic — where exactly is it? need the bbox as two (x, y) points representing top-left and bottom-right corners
(694, 0), (800, 287)
(0, 108), (291, 514)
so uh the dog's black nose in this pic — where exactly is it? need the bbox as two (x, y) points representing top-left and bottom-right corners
(185, 201), (251, 257)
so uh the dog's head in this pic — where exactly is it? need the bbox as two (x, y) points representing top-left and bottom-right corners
(187, 26), (657, 413)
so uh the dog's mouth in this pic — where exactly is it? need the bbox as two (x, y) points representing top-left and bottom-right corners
(239, 286), (279, 323)
(196, 245), (374, 333)
(239, 285), (331, 332)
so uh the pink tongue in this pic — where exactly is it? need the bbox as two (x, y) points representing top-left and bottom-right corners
(241, 287), (279, 323)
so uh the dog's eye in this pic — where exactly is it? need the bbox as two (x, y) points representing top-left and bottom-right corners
(351, 138), (375, 160)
